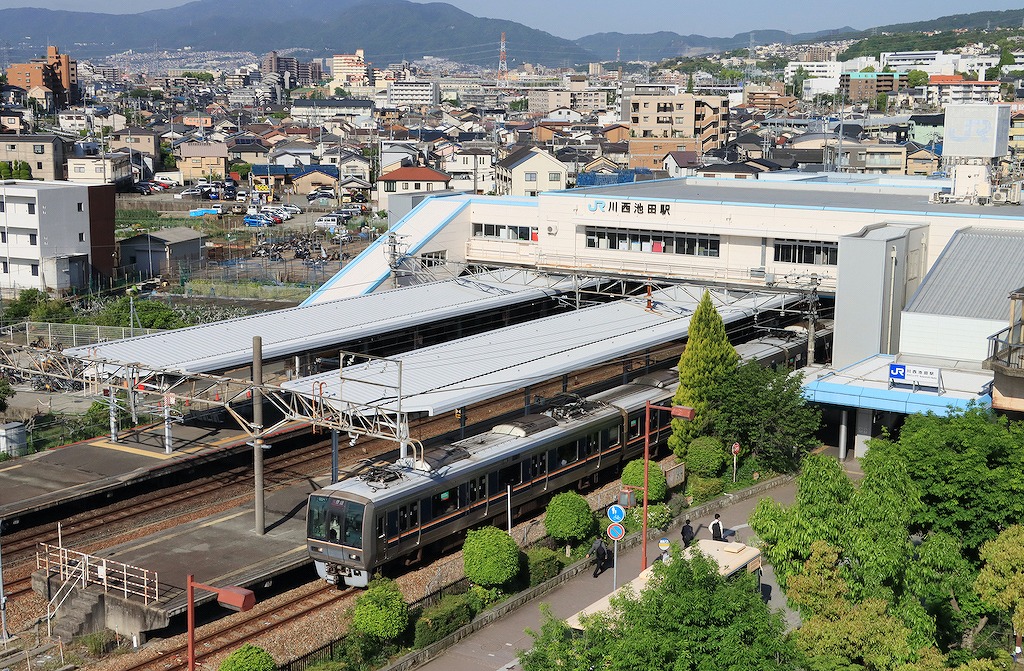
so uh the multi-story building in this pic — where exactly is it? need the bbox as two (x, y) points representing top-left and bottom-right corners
(924, 75), (1000, 107)
(376, 165), (451, 212)
(289, 99), (374, 126)
(331, 50), (370, 87)
(0, 180), (115, 296)
(839, 72), (909, 103)
(67, 153), (133, 186)
(176, 141), (229, 183)
(109, 127), (160, 161)
(0, 135), (73, 181)
(5, 46), (79, 107)
(440, 148), (494, 194)
(625, 88), (729, 166)
(784, 60), (842, 85)
(387, 81), (440, 107)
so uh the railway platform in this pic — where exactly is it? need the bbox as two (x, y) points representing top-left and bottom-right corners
(33, 476), (322, 641)
(0, 416), (307, 523)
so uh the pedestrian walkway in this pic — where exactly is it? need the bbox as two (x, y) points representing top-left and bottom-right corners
(415, 470), (811, 671)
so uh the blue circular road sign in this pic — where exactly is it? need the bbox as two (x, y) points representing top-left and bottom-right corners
(607, 504), (626, 523)
(607, 522), (626, 541)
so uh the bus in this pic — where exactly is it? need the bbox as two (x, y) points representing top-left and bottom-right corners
(565, 539), (762, 630)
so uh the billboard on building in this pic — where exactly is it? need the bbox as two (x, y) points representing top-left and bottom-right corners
(943, 104), (1010, 158)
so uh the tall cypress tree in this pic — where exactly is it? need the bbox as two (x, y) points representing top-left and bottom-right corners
(668, 290), (738, 457)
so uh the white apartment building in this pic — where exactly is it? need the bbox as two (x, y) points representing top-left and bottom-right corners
(880, 51), (1000, 76)
(784, 60), (842, 85)
(0, 180), (94, 296)
(387, 81), (440, 107)
(440, 149), (494, 195)
(925, 76), (1001, 107)
(331, 50), (369, 87)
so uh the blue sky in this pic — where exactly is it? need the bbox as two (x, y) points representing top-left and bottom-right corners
(0, 0), (1022, 39)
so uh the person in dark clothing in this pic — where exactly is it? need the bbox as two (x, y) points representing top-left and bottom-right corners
(586, 536), (609, 577)
(710, 513), (725, 542)
(681, 519), (695, 548)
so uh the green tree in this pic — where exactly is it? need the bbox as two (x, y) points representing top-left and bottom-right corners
(975, 525), (1024, 636)
(984, 66), (1001, 82)
(861, 66), (876, 73)
(230, 162), (252, 180)
(709, 361), (821, 472)
(463, 527), (520, 587)
(13, 160), (31, 179)
(0, 162), (11, 179)
(217, 644), (276, 671)
(876, 92), (889, 112)
(684, 436), (726, 477)
(333, 87), (352, 98)
(620, 459), (668, 502)
(350, 577), (408, 640)
(86, 297), (187, 329)
(669, 290), (738, 454)
(520, 549), (794, 671)
(907, 69), (930, 87)
(543, 492), (596, 553)
(868, 406), (1024, 554)
(791, 65), (812, 97)
(508, 98), (528, 112)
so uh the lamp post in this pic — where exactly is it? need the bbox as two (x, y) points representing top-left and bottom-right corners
(642, 401), (695, 569)
(186, 574), (255, 671)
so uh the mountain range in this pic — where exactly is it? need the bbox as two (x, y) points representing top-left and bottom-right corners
(0, 0), (1018, 68)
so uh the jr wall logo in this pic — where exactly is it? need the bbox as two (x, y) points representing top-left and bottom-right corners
(587, 199), (606, 212)
(889, 363), (941, 388)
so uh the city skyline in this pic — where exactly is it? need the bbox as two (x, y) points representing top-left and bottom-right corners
(0, 0), (1021, 41)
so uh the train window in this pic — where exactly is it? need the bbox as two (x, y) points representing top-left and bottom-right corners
(606, 425), (621, 448)
(344, 505), (364, 548)
(307, 495), (330, 541)
(410, 502), (419, 527)
(399, 506), (409, 531)
(628, 416), (642, 439)
(377, 516), (385, 538)
(387, 510), (399, 536)
(556, 442), (576, 465)
(530, 454), (547, 477)
(432, 488), (458, 516)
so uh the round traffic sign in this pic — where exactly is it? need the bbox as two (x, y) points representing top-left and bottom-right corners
(732, 442), (741, 455)
(607, 504), (626, 523)
(607, 522), (626, 541)
(659, 537), (670, 550)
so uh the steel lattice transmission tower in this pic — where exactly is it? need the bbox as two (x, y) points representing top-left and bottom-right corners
(497, 32), (508, 82)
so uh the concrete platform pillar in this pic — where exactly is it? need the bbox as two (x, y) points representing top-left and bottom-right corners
(854, 407), (873, 458)
(838, 409), (849, 461)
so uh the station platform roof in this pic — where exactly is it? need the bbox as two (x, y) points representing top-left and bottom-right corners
(65, 269), (582, 375)
(802, 355), (992, 415)
(283, 285), (800, 416)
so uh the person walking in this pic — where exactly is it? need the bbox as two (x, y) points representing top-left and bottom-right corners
(586, 535), (609, 578)
(681, 519), (695, 548)
(710, 513), (725, 542)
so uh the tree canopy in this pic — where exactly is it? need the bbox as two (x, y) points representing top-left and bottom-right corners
(543, 492), (595, 548)
(520, 547), (793, 671)
(463, 527), (520, 587)
(350, 577), (408, 640)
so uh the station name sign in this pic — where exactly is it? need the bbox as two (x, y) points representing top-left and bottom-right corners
(587, 198), (672, 216)
(888, 363), (942, 389)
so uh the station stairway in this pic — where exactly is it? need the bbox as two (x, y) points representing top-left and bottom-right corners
(303, 195), (471, 305)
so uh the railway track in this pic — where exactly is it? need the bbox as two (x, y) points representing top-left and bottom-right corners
(115, 585), (354, 671)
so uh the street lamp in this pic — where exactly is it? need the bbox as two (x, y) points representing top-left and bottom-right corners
(642, 401), (695, 569)
(186, 574), (255, 671)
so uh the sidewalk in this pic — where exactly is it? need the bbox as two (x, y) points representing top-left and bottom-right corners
(413, 461), (827, 671)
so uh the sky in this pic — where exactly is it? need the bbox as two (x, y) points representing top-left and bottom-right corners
(0, 0), (1022, 39)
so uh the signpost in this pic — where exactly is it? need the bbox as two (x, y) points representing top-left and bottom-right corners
(732, 442), (741, 483)
(607, 520), (626, 589)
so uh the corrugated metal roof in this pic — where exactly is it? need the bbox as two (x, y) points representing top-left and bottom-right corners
(905, 228), (1024, 319)
(283, 286), (798, 416)
(65, 269), (584, 374)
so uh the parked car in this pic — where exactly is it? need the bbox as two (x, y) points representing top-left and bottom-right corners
(260, 206), (290, 221)
(235, 190), (249, 202)
(152, 180), (174, 189)
(307, 189), (335, 201)
(280, 204), (303, 215)
(130, 183), (152, 195)
(314, 214), (345, 229)
(175, 187), (206, 199)
(243, 214), (274, 227)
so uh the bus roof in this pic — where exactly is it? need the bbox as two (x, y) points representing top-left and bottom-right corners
(564, 540), (761, 630)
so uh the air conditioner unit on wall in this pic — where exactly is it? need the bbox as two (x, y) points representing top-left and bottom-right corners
(547, 224), (558, 236)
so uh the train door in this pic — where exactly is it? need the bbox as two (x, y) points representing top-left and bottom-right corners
(529, 452), (548, 490)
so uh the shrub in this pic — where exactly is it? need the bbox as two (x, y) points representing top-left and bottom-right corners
(526, 547), (563, 587)
(78, 629), (117, 657)
(218, 644), (276, 671)
(464, 584), (504, 614)
(544, 492), (596, 548)
(629, 502), (673, 531)
(413, 593), (474, 648)
(686, 436), (726, 477)
(350, 577), (409, 640)
(463, 526), (521, 587)
(688, 474), (725, 504)
(621, 459), (669, 503)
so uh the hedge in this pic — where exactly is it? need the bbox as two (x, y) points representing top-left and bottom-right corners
(526, 547), (562, 587)
(413, 593), (474, 648)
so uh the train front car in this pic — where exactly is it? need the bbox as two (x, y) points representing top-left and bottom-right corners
(307, 490), (374, 588)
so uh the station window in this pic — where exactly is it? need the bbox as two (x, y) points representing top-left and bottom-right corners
(585, 226), (719, 257)
(472, 223), (535, 241)
(774, 239), (838, 265)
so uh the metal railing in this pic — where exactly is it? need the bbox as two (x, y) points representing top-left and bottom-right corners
(987, 321), (1024, 369)
(0, 321), (161, 349)
(37, 542), (160, 604)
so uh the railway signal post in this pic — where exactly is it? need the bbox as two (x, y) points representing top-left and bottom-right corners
(186, 575), (256, 671)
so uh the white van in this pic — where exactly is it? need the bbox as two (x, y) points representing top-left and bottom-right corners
(314, 215), (344, 229)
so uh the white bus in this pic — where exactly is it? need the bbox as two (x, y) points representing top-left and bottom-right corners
(566, 539), (762, 630)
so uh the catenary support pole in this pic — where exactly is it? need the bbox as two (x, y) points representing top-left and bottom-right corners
(253, 336), (265, 536)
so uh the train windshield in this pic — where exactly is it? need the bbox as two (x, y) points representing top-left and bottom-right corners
(307, 495), (364, 549)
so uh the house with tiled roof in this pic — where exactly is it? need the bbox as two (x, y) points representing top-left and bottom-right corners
(376, 165), (451, 211)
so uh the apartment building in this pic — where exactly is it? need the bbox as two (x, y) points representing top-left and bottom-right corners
(109, 127), (160, 160)
(290, 99), (374, 125)
(441, 148), (494, 194)
(387, 81), (440, 107)
(5, 46), (79, 106)
(0, 135), (73, 181)
(839, 72), (909, 103)
(0, 180), (115, 296)
(67, 153), (132, 186)
(924, 75), (1000, 107)
(626, 89), (729, 161)
(331, 50), (370, 87)
(177, 141), (229, 183)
